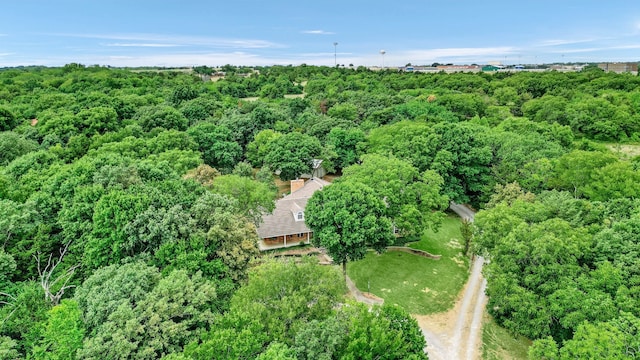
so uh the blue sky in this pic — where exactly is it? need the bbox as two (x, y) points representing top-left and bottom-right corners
(1, 0), (639, 67)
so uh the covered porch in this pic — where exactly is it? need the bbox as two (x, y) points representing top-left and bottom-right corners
(258, 232), (313, 251)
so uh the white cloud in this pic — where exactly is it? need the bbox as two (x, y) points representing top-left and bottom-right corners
(548, 43), (640, 54)
(302, 30), (335, 35)
(106, 43), (182, 47)
(402, 47), (517, 60)
(548, 47), (604, 54)
(536, 38), (601, 47)
(613, 44), (640, 50)
(299, 52), (352, 57)
(49, 32), (284, 49)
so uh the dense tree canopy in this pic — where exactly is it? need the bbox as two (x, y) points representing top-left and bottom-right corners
(2, 64), (640, 358)
(263, 132), (322, 181)
(341, 154), (448, 236)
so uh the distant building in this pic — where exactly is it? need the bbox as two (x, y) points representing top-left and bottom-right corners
(399, 66), (439, 73)
(482, 65), (500, 72)
(598, 62), (638, 73)
(436, 65), (480, 70)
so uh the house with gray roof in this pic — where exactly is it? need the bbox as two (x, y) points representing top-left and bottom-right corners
(256, 178), (330, 251)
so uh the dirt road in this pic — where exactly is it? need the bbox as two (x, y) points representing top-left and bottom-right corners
(416, 203), (487, 360)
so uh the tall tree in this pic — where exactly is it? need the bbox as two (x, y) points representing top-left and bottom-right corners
(342, 154), (447, 237)
(551, 150), (617, 199)
(211, 174), (276, 225)
(78, 268), (217, 360)
(187, 122), (243, 173)
(305, 180), (394, 275)
(31, 299), (85, 360)
(431, 122), (493, 205)
(263, 132), (322, 181)
(246, 129), (282, 167)
(326, 127), (365, 170)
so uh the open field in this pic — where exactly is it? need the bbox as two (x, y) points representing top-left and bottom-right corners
(347, 215), (469, 314)
(606, 143), (640, 159)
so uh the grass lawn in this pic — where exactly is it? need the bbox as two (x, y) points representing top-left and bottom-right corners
(481, 312), (531, 360)
(347, 215), (470, 314)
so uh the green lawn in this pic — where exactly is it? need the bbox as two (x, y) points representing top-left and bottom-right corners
(481, 312), (531, 360)
(347, 215), (470, 314)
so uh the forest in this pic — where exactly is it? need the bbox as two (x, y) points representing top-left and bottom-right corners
(1, 63), (640, 359)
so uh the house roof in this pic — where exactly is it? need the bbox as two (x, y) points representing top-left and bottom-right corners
(256, 178), (330, 239)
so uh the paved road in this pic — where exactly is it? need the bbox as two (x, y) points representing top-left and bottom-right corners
(449, 202), (475, 222)
(421, 203), (487, 360)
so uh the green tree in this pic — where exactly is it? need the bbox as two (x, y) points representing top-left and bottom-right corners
(82, 187), (153, 269)
(31, 299), (85, 360)
(528, 336), (559, 360)
(135, 105), (188, 132)
(183, 163), (220, 188)
(78, 269), (217, 360)
(522, 95), (568, 125)
(293, 314), (349, 360)
(246, 129), (282, 167)
(558, 314), (640, 359)
(185, 259), (345, 359)
(202, 211), (260, 282)
(327, 102), (359, 122)
(263, 132), (322, 181)
(339, 303), (428, 360)
(74, 261), (160, 332)
(0, 106), (18, 131)
(583, 161), (640, 201)
(566, 96), (632, 140)
(485, 182), (535, 208)
(259, 83), (285, 99)
(187, 122), (242, 173)
(256, 342), (297, 360)
(0, 250), (16, 290)
(551, 150), (618, 198)
(326, 127), (365, 170)
(431, 122), (493, 205)
(305, 181), (394, 275)
(460, 218), (473, 256)
(0, 337), (20, 360)
(365, 120), (439, 173)
(232, 161), (254, 178)
(179, 97), (221, 125)
(342, 154), (447, 237)
(123, 204), (192, 257)
(0, 132), (38, 166)
(169, 85), (200, 106)
(211, 174), (276, 225)
(0, 199), (40, 279)
(77, 106), (119, 135)
(0, 282), (49, 357)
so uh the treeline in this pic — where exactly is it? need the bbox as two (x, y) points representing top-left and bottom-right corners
(0, 63), (639, 358)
